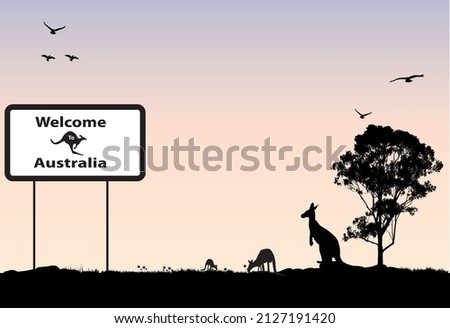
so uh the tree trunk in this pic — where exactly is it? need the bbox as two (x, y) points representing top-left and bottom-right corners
(377, 231), (384, 266)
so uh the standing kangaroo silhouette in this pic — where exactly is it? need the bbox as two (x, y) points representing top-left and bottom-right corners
(51, 131), (86, 156)
(300, 203), (343, 268)
(203, 259), (218, 271)
(247, 248), (276, 273)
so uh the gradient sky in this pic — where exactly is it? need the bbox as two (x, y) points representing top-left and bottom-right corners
(0, 0), (448, 273)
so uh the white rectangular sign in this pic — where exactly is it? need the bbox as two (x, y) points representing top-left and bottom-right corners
(5, 104), (146, 181)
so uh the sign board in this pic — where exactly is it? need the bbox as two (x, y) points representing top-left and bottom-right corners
(5, 104), (146, 181)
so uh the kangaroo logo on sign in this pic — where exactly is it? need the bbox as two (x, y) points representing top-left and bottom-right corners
(51, 131), (87, 156)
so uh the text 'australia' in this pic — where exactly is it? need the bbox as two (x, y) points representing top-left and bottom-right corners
(34, 157), (107, 168)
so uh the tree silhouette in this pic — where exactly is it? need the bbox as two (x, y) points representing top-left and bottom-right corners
(331, 125), (443, 267)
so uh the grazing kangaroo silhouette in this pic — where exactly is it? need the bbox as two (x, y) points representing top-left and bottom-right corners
(203, 259), (218, 271)
(300, 203), (343, 268)
(51, 131), (86, 156)
(247, 248), (276, 273)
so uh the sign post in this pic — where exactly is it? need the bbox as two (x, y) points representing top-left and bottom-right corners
(5, 104), (146, 271)
(106, 181), (109, 271)
(33, 180), (36, 270)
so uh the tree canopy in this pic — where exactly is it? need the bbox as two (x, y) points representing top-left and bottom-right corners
(332, 124), (443, 266)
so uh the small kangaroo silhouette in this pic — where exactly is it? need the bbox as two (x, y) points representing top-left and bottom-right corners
(203, 259), (218, 271)
(300, 203), (344, 268)
(247, 248), (276, 273)
(51, 131), (86, 156)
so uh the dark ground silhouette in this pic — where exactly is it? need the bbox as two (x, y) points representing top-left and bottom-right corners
(1, 265), (449, 308)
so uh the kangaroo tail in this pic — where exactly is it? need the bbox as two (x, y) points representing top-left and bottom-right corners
(50, 138), (63, 144)
(273, 259), (277, 272)
(335, 250), (346, 265)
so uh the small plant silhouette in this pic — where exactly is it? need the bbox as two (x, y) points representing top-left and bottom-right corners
(137, 265), (148, 272)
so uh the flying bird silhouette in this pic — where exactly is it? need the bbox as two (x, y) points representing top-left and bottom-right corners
(43, 21), (66, 35)
(354, 109), (372, 119)
(42, 55), (55, 61)
(65, 54), (79, 61)
(389, 74), (424, 83)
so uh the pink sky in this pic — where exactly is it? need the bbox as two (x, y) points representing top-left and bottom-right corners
(0, 0), (448, 272)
